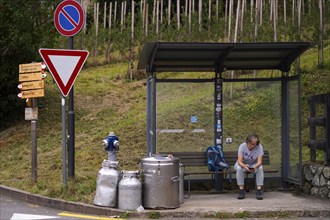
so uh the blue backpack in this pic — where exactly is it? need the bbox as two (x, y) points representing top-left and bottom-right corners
(206, 145), (232, 181)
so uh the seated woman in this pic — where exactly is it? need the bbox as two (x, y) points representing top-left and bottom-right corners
(234, 133), (264, 200)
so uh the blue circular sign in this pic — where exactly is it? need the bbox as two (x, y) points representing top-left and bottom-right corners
(54, 0), (84, 37)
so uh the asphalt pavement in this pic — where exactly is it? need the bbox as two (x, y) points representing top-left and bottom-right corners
(1, 185), (329, 219)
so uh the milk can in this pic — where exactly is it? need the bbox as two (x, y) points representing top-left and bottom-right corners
(118, 170), (142, 210)
(93, 160), (120, 207)
(141, 155), (180, 209)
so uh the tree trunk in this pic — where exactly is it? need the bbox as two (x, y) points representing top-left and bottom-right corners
(318, 0), (324, 67)
(168, 0), (171, 31)
(273, 0), (277, 42)
(254, 0), (259, 41)
(129, 0), (135, 81)
(185, 0), (188, 17)
(199, 0), (202, 31)
(114, 1), (117, 23)
(208, 0), (211, 39)
(189, 0), (192, 33)
(106, 2), (112, 62)
(156, 0), (159, 36)
(228, 0), (233, 42)
(216, 0), (219, 21)
(224, 0), (228, 41)
(259, 0), (262, 24)
(152, 0), (156, 31)
(146, 2), (149, 36)
(234, 0), (241, 43)
(292, 0), (295, 25)
(240, 0), (245, 42)
(104, 2), (107, 29)
(177, 0), (180, 30)
(142, 0), (145, 32)
(284, 0), (287, 41)
(121, 1), (124, 32)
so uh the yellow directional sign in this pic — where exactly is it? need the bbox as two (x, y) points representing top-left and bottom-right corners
(18, 80), (44, 90)
(19, 62), (45, 73)
(18, 89), (44, 99)
(19, 72), (44, 82)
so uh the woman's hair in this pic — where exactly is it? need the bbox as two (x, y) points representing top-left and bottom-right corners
(246, 133), (260, 145)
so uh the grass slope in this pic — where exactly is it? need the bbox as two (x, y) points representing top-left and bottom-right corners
(0, 45), (329, 203)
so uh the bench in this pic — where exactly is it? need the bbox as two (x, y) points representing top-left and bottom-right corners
(159, 150), (279, 192)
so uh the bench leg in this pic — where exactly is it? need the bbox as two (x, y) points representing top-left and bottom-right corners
(214, 173), (223, 191)
(184, 174), (191, 199)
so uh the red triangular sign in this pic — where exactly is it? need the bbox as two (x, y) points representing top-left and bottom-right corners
(39, 48), (89, 97)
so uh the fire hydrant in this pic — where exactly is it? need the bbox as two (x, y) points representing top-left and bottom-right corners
(102, 131), (119, 161)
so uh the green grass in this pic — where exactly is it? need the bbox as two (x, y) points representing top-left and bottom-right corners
(0, 44), (329, 203)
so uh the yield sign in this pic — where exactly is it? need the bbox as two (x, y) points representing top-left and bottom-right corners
(39, 49), (88, 97)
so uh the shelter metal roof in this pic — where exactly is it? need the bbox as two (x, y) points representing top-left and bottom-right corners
(137, 42), (311, 73)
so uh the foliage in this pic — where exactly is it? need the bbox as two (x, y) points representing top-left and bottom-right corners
(0, 0), (60, 130)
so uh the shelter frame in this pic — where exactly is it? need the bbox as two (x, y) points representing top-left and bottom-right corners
(139, 42), (310, 188)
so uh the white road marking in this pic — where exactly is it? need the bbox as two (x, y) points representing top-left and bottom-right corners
(10, 213), (60, 220)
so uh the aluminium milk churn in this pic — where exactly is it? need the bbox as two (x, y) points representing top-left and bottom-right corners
(141, 155), (180, 209)
(93, 160), (120, 207)
(118, 170), (142, 210)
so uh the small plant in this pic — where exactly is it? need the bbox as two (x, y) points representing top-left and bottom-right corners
(119, 212), (130, 219)
(234, 211), (251, 218)
(148, 211), (161, 219)
(214, 211), (233, 219)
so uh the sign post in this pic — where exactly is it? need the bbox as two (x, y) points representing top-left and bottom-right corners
(53, 0), (85, 183)
(39, 48), (88, 187)
(18, 62), (46, 182)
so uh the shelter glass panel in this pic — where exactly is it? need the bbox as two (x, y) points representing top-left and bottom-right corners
(155, 82), (214, 153)
(287, 79), (301, 183)
(222, 81), (282, 173)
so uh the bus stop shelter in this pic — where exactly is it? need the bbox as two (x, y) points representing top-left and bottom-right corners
(137, 42), (311, 188)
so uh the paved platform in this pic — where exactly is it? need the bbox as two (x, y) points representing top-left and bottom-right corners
(1, 185), (329, 219)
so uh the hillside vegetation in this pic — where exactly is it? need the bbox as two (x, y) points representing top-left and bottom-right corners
(0, 44), (329, 203)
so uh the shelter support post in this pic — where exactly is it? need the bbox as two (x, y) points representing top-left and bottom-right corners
(281, 73), (290, 190)
(146, 75), (156, 156)
(214, 71), (224, 191)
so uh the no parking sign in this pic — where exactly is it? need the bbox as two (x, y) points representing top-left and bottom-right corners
(54, 0), (84, 37)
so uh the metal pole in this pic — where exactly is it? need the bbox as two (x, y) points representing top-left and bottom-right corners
(68, 36), (75, 177)
(62, 97), (67, 187)
(31, 99), (37, 182)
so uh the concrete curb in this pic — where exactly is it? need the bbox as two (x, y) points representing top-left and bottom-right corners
(1, 185), (329, 219)
(0, 185), (125, 217)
